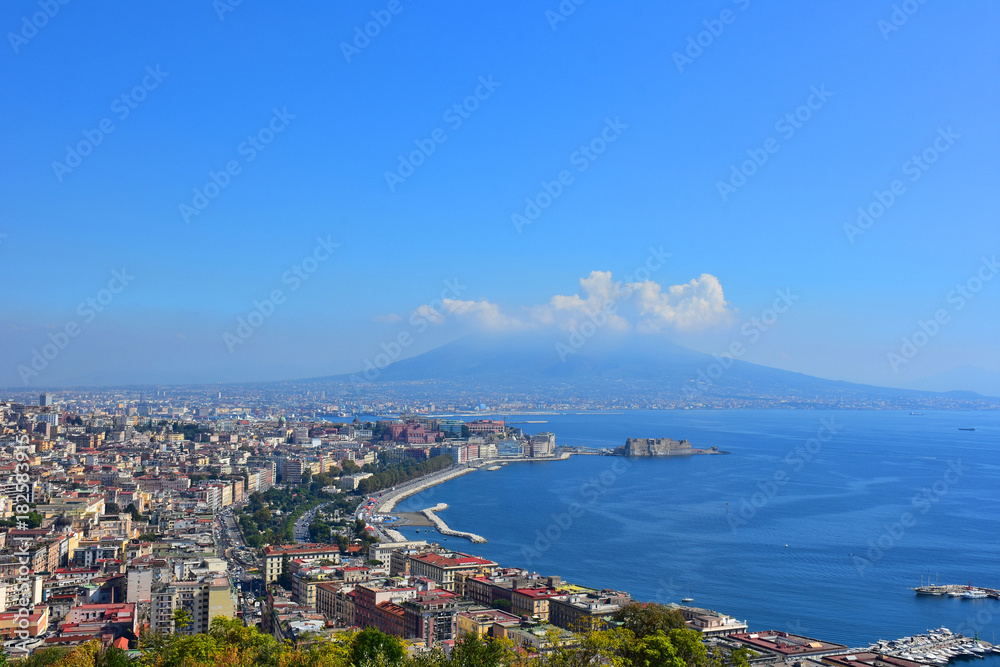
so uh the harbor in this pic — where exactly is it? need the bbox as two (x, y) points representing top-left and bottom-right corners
(860, 628), (998, 665)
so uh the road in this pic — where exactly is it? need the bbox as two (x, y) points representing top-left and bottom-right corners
(215, 505), (263, 626)
(293, 500), (336, 543)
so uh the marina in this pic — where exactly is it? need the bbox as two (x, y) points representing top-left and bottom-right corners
(861, 628), (998, 665)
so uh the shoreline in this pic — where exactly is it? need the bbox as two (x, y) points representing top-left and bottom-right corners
(375, 466), (477, 513)
(373, 453), (573, 539)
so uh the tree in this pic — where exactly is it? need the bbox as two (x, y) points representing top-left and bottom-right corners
(277, 554), (293, 590)
(490, 599), (512, 611)
(350, 627), (405, 667)
(613, 602), (686, 639)
(461, 425), (471, 438)
(104, 503), (121, 514)
(253, 507), (272, 525)
(172, 607), (193, 633)
(126, 503), (143, 521)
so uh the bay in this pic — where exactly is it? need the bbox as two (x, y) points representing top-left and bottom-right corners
(392, 410), (1000, 651)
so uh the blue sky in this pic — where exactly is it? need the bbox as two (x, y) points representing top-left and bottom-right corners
(2, 1), (998, 391)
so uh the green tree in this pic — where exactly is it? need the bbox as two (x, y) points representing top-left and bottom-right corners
(613, 602), (686, 639)
(172, 607), (193, 633)
(126, 503), (143, 521)
(350, 627), (405, 667)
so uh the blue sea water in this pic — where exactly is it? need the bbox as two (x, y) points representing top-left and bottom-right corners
(392, 410), (1000, 651)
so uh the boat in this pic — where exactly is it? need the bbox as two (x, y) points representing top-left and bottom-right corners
(911, 412), (925, 415)
(958, 427), (977, 431)
(681, 597), (693, 603)
(963, 590), (987, 599)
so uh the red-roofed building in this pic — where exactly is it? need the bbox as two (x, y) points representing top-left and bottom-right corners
(407, 552), (497, 592)
(0, 606), (49, 638)
(511, 587), (561, 622)
(262, 544), (341, 583)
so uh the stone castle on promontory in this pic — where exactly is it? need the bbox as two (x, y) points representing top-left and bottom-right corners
(614, 438), (724, 456)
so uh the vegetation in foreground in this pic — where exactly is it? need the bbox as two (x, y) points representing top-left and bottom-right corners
(9, 605), (753, 667)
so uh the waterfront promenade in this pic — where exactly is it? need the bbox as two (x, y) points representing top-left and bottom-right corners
(375, 453), (571, 513)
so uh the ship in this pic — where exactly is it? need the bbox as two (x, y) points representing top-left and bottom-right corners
(958, 427), (977, 431)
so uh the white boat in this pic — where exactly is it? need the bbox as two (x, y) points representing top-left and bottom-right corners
(962, 590), (987, 599)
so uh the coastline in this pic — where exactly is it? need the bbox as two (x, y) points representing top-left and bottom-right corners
(377, 453), (573, 513)
(376, 466), (477, 513)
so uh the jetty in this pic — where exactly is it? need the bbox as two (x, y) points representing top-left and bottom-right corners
(420, 503), (487, 543)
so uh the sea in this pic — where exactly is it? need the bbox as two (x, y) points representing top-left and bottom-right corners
(386, 410), (1000, 653)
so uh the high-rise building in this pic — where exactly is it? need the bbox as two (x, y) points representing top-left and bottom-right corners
(39, 392), (54, 407)
(151, 577), (235, 635)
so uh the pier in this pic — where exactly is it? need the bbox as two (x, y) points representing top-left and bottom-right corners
(912, 584), (999, 599)
(420, 503), (487, 543)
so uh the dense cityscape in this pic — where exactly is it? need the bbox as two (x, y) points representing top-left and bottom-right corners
(0, 391), (995, 666)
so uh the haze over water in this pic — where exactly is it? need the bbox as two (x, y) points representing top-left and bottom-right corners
(393, 410), (1000, 649)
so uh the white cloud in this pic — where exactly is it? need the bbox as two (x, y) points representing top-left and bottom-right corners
(631, 273), (733, 331)
(410, 270), (734, 333)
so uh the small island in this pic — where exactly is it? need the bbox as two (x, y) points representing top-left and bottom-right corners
(613, 437), (728, 456)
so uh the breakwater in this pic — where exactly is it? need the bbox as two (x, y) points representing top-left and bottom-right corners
(421, 503), (487, 543)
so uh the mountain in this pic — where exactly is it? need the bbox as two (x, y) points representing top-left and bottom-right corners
(306, 333), (993, 408)
(904, 366), (1000, 398)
